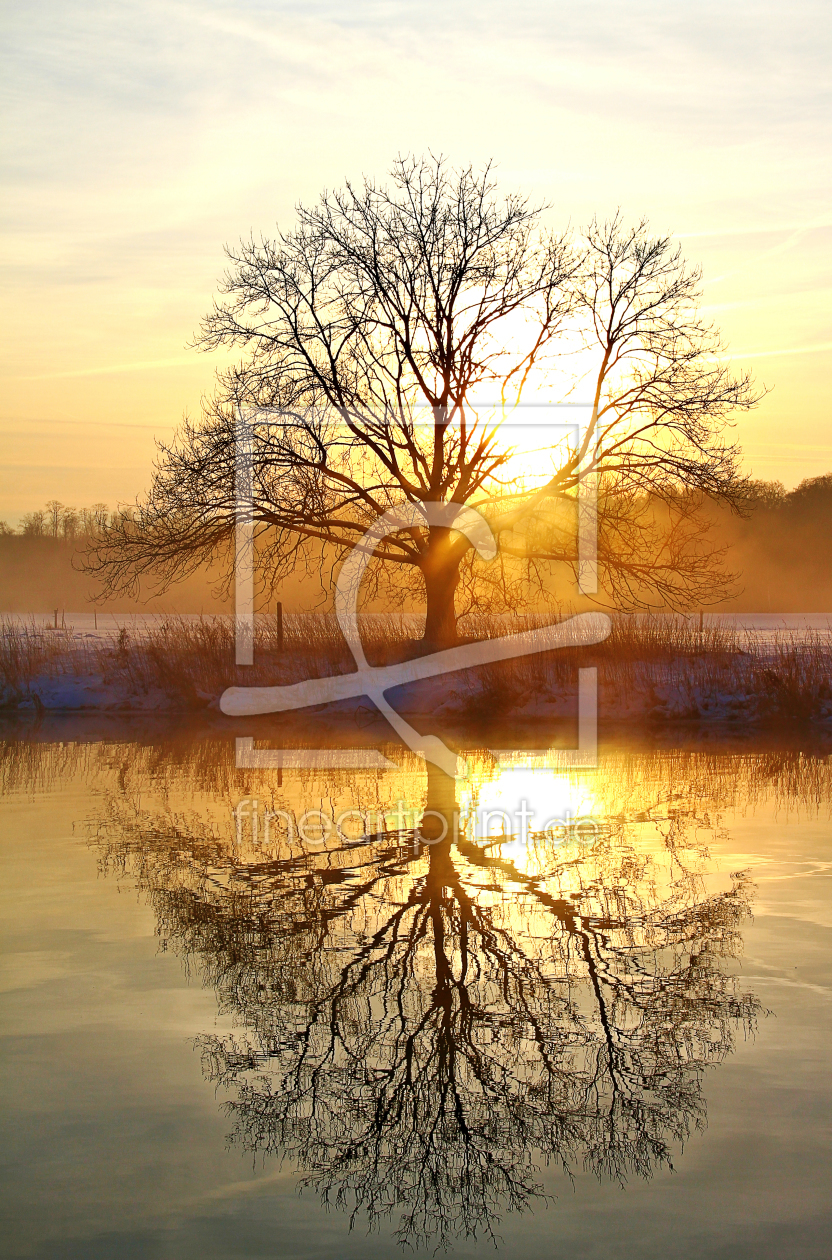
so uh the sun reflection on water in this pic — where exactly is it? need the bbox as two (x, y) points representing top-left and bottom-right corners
(457, 754), (604, 874)
(0, 730), (791, 1250)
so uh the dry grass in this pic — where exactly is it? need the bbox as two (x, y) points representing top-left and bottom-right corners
(97, 613), (423, 702)
(0, 618), (74, 692)
(1, 611), (831, 722)
(598, 618), (832, 724)
(0, 613), (423, 706)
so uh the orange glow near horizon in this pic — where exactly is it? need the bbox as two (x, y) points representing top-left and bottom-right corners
(1, 4), (829, 525)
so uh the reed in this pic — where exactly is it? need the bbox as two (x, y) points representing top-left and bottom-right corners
(91, 612), (423, 702)
(0, 617), (74, 692)
(1, 611), (830, 722)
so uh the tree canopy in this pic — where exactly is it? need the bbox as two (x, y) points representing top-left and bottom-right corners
(85, 157), (759, 646)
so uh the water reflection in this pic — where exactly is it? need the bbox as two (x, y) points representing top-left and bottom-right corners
(41, 733), (774, 1251)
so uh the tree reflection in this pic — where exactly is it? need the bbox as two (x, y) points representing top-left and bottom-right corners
(90, 758), (761, 1250)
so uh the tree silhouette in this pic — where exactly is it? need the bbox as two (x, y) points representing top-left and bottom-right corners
(85, 157), (759, 646)
(90, 759), (760, 1250)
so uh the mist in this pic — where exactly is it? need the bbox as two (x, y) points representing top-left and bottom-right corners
(2, 475), (832, 615)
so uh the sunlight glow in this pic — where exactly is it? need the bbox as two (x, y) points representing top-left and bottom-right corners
(458, 759), (603, 872)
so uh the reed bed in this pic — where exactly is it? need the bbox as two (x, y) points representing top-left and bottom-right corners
(0, 618), (76, 692)
(1, 611), (831, 723)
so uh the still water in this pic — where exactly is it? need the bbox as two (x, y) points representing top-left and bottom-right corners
(1, 720), (831, 1258)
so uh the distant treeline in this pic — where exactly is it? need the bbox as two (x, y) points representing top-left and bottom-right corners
(1, 499), (112, 540)
(2, 476), (832, 612)
(0, 499), (233, 613)
(739, 473), (832, 515)
(715, 473), (832, 611)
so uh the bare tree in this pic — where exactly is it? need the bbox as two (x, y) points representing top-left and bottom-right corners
(80, 503), (110, 536)
(45, 499), (64, 539)
(60, 507), (78, 541)
(85, 157), (759, 647)
(20, 509), (47, 537)
(91, 760), (760, 1250)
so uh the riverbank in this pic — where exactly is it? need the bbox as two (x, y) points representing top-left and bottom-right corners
(2, 612), (831, 727)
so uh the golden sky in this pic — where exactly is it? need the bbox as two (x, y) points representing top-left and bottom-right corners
(1, 0), (830, 524)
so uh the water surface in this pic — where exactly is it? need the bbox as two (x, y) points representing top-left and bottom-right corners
(1, 720), (831, 1258)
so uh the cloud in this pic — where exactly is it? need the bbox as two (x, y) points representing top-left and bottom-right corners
(1, 0), (830, 510)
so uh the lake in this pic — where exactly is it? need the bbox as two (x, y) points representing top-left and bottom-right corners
(1, 717), (831, 1258)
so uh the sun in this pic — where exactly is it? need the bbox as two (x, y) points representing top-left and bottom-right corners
(457, 756), (603, 860)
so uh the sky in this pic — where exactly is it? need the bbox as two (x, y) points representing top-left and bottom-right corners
(1, 0), (830, 525)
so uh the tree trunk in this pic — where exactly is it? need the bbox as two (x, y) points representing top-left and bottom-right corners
(421, 529), (462, 651)
(420, 761), (459, 849)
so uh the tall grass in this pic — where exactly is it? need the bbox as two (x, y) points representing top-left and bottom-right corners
(97, 613), (426, 702)
(0, 618), (73, 693)
(1, 611), (830, 721)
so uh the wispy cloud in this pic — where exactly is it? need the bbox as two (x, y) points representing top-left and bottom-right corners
(1, 0), (830, 508)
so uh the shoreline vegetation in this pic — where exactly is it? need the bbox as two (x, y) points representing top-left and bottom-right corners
(2, 612), (831, 728)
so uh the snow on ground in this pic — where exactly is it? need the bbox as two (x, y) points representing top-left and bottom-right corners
(5, 610), (832, 647)
(3, 612), (831, 722)
(3, 666), (831, 724)
(11, 674), (176, 713)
